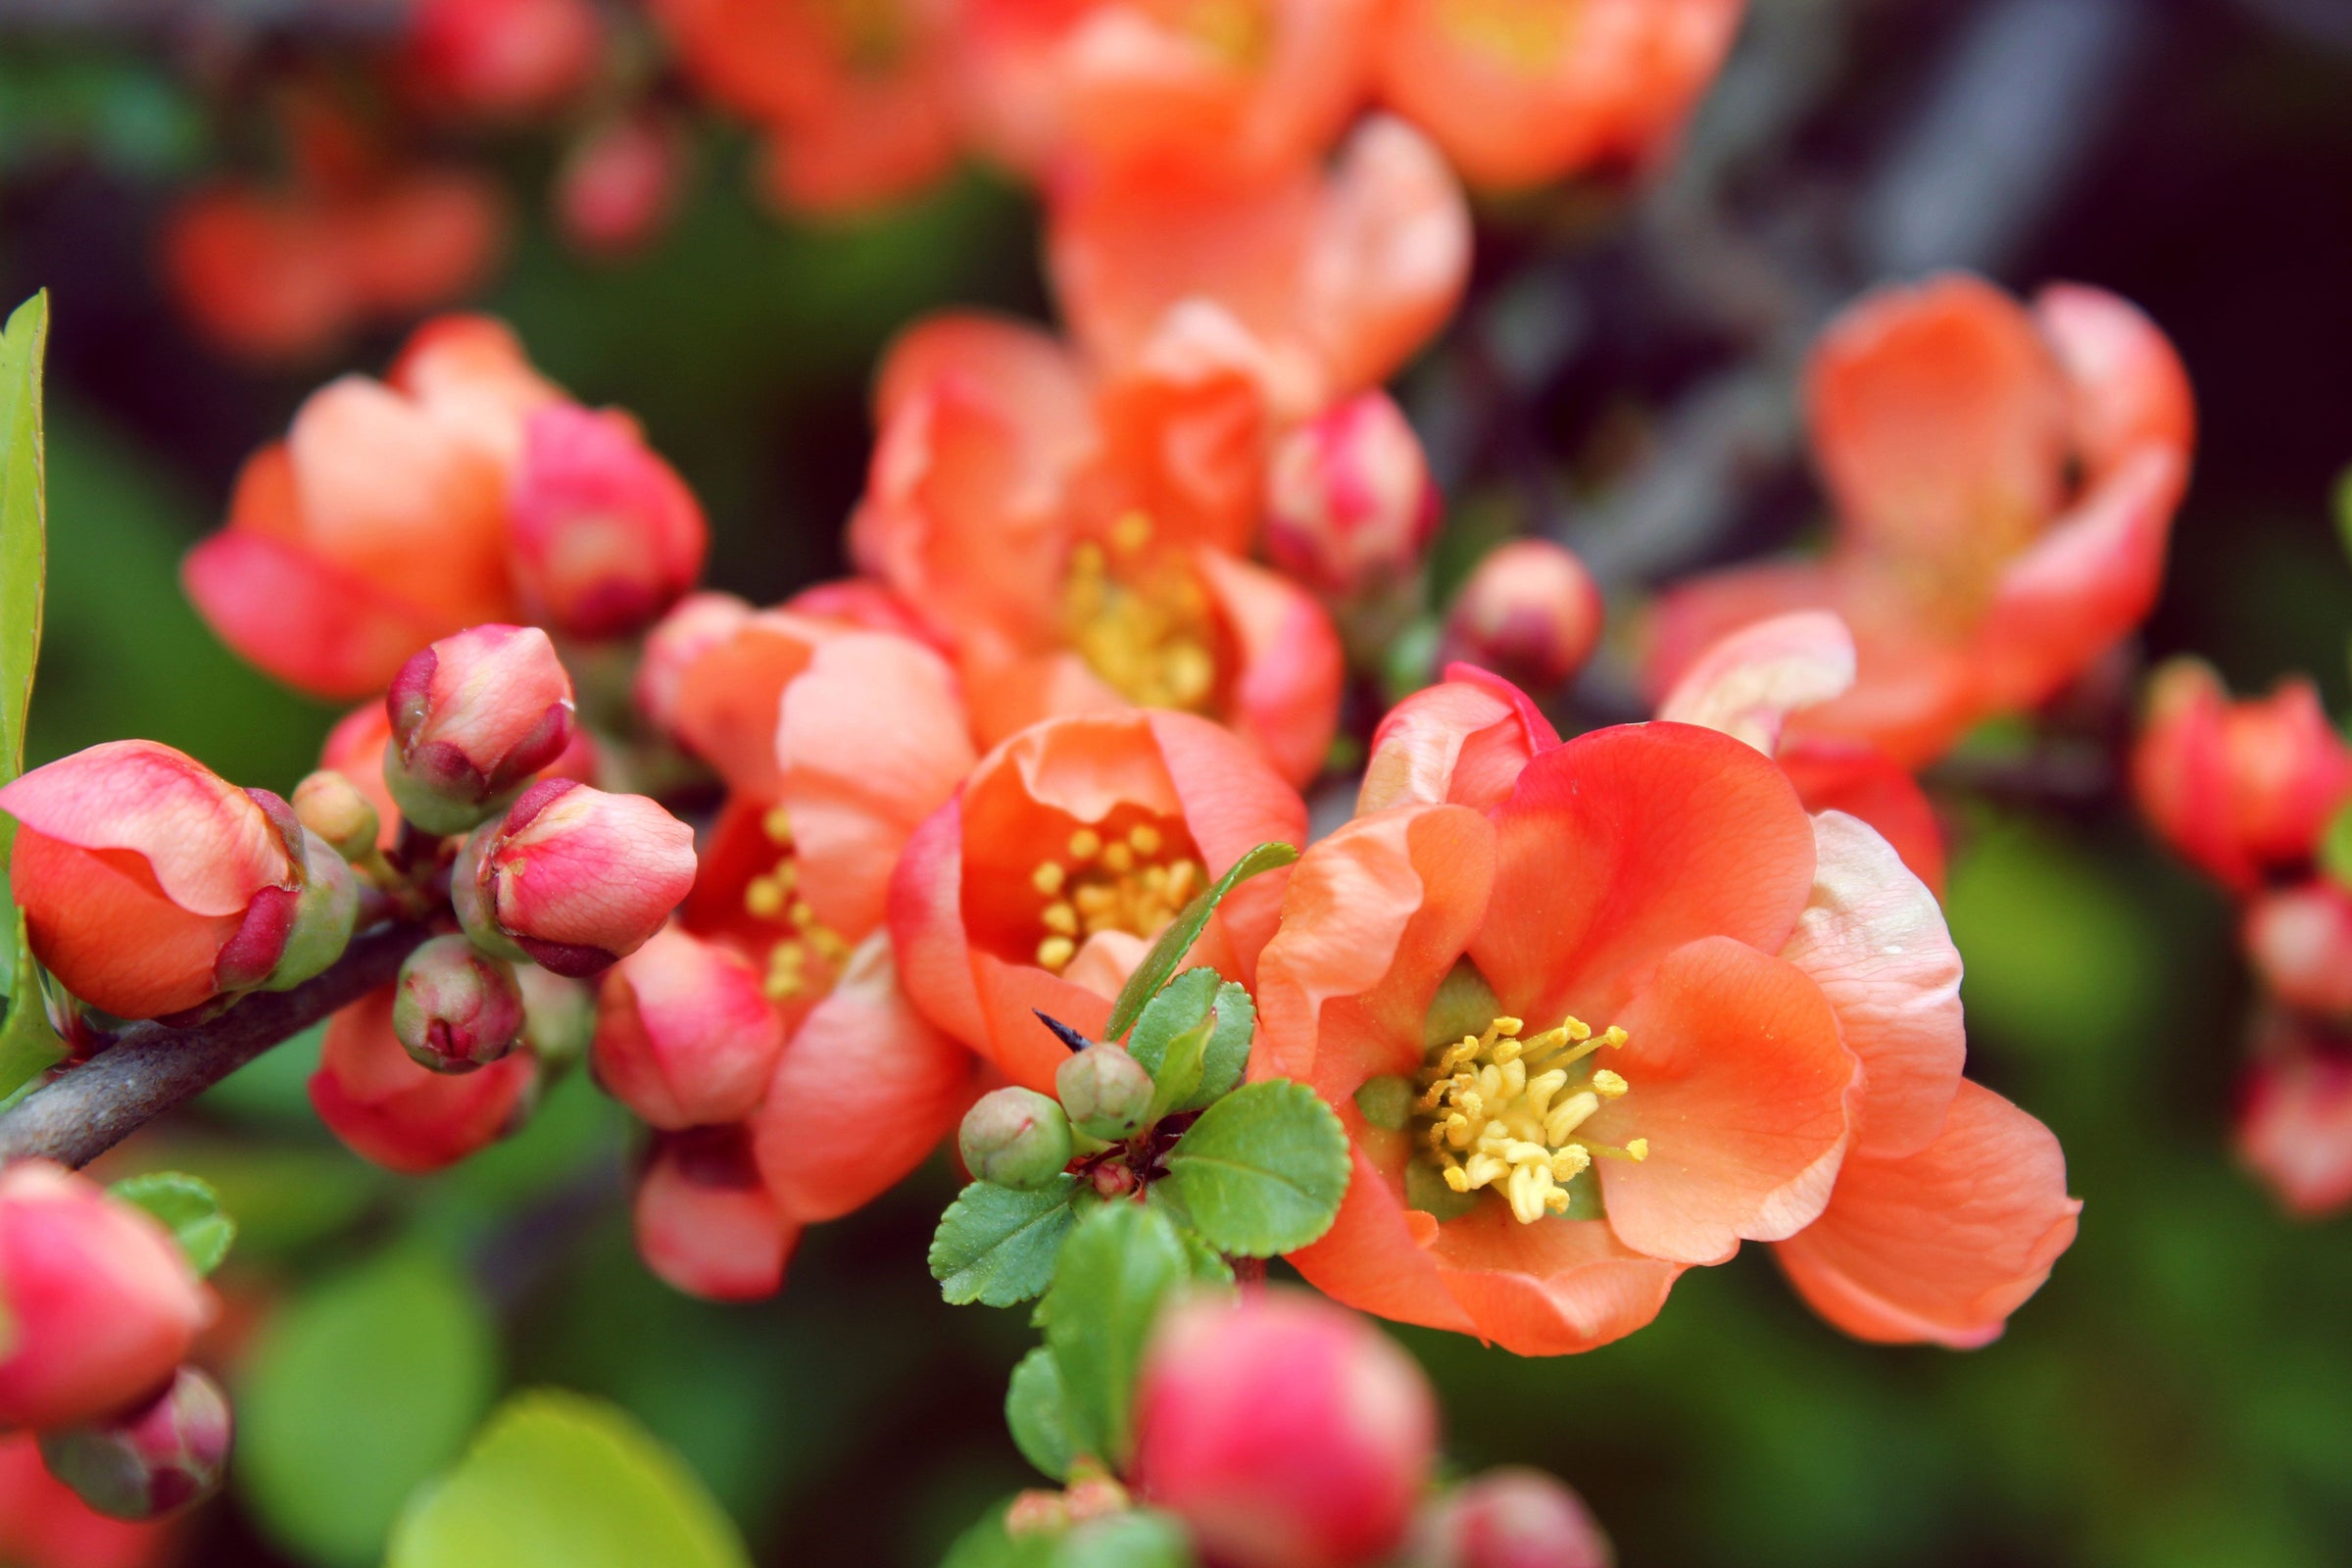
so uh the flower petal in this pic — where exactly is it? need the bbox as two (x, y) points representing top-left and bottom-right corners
(1193, 548), (1344, 790)
(1359, 670), (1559, 814)
(183, 525), (450, 701)
(1656, 610), (1856, 757)
(1775, 738), (1947, 897)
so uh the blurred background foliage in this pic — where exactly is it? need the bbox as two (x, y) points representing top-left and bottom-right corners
(3, 0), (2351, 1564)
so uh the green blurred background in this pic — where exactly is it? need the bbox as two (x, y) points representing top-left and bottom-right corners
(4, 0), (2352, 1563)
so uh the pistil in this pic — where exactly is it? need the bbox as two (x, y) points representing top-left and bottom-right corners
(1416, 1014), (1644, 1224)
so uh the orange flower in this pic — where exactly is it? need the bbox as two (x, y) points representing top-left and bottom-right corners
(890, 710), (1306, 1093)
(1648, 274), (2195, 768)
(651, 0), (961, 215)
(402, 0), (606, 120)
(956, 0), (1380, 188)
(2236, 1007), (2352, 1218)
(1658, 611), (1946, 894)
(1375, 0), (1745, 190)
(852, 310), (1343, 786)
(1260, 670), (2077, 1353)
(2132, 658), (2352, 895)
(1047, 116), (1471, 420)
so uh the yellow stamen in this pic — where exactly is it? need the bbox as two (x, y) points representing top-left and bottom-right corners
(1412, 1012), (1641, 1224)
(1129, 824), (1162, 857)
(1069, 828), (1102, 861)
(762, 806), (794, 845)
(744, 875), (785, 919)
(1038, 935), (1077, 971)
(1042, 902), (1079, 936)
(1062, 520), (1222, 712)
(1033, 862), (1066, 897)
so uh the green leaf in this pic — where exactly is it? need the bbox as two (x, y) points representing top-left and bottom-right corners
(1142, 1015), (1212, 1127)
(941, 1506), (1056, 1568)
(932, 1177), (1083, 1308)
(387, 1392), (750, 1568)
(0, 292), (62, 1097)
(107, 1171), (234, 1276)
(1129, 970), (1255, 1118)
(1006, 1347), (1080, 1481)
(1162, 1081), (1351, 1258)
(2321, 798), (2352, 894)
(1044, 1202), (1189, 1469)
(1057, 1510), (1196, 1568)
(1103, 842), (1298, 1041)
(1126, 969), (1218, 1074)
(237, 1250), (497, 1567)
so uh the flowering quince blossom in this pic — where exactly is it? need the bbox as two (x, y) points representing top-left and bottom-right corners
(1377, 0), (1746, 191)
(1263, 389), (1441, 603)
(0, 1163), (212, 1433)
(1254, 668), (2079, 1353)
(400, 0), (606, 120)
(851, 309), (1344, 786)
(2235, 1007), (2352, 1218)
(892, 710), (1306, 1092)
(384, 623), (577, 832)
(311, 984), (540, 1173)
(1648, 273), (2196, 768)
(633, 1124), (799, 1301)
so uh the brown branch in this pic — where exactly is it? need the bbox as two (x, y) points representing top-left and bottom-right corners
(0, 921), (428, 1169)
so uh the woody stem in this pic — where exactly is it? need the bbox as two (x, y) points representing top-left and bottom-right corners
(0, 921), (430, 1169)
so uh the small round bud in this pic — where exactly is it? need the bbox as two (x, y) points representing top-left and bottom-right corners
(1055, 1046), (1156, 1141)
(392, 934), (525, 1072)
(1265, 391), (1440, 600)
(291, 769), (381, 861)
(384, 623), (577, 835)
(514, 963), (597, 1079)
(556, 110), (688, 259)
(263, 829), (360, 993)
(37, 1365), (232, 1522)
(1441, 540), (1603, 694)
(959, 1087), (1075, 1190)
(1408, 1468), (1613, 1568)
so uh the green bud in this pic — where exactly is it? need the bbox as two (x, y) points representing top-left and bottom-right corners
(290, 769), (380, 862)
(514, 963), (597, 1080)
(960, 1087), (1075, 1190)
(263, 830), (359, 993)
(1055, 1045), (1156, 1141)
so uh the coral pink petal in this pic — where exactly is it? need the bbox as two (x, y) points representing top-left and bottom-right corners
(887, 798), (992, 1050)
(874, 310), (1093, 451)
(1302, 116), (1473, 403)
(1359, 675), (1558, 814)
(972, 950), (1115, 1094)
(1194, 549), (1343, 790)
(1777, 737), (1948, 896)
(1287, 1146), (1481, 1336)
(1427, 1204), (1687, 1356)
(1657, 610), (1857, 755)
(0, 739), (290, 914)
(184, 528), (450, 700)
(2033, 283), (2195, 484)
(1642, 560), (1843, 706)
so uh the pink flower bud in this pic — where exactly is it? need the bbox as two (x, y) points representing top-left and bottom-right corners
(509, 405), (707, 642)
(291, 769), (379, 861)
(405, 0), (602, 119)
(0, 1164), (211, 1432)
(1409, 1469), (1614, 1568)
(0, 741), (305, 1018)
(1441, 540), (1604, 694)
(393, 934), (526, 1071)
(632, 1126), (799, 1302)
(1264, 392), (1440, 599)
(454, 780), (697, 976)
(632, 591), (754, 743)
(2236, 1007), (2352, 1217)
(385, 624), (577, 834)
(592, 926), (785, 1129)
(0, 1436), (172, 1568)
(2133, 659), (2352, 892)
(2244, 881), (2352, 1021)
(1133, 1290), (1437, 1568)
(37, 1367), (231, 1522)
(310, 985), (538, 1172)
(556, 112), (687, 259)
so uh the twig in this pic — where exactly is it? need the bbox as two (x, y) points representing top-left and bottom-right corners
(0, 921), (427, 1169)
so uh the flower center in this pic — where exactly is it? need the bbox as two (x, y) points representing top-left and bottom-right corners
(1062, 514), (1220, 713)
(1417, 1014), (1645, 1224)
(1441, 0), (1573, 72)
(1029, 819), (1207, 974)
(739, 806), (851, 1003)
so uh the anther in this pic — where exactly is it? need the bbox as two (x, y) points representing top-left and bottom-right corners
(762, 806), (794, 845)
(1069, 828), (1102, 860)
(1033, 862), (1066, 897)
(1037, 935), (1076, 971)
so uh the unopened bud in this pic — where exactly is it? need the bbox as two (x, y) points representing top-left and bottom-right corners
(292, 769), (381, 861)
(1408, 1468), (1614, 1568)
(634, 1125), (798, 1302)
(1133, 1290), (1437, 1568)
(510, 404), (708, 642)
(384, 623), (577, 835)
(1055, 1046), (1156, 1141)
(453, 779), (697, 976)
(556, 111), (687, 258)
(959, 1087), (1075, 1190)
(515, 963), (597, 1078)
(1264, 391), (1440, 599)
(311, 986), (538, 1172)
(37, 1365), (232, 1522)
(592, 925), (784, 1129)
(1441, 540), (1603, 694)
(392, 934), (525, 1071)
(2244, 881), (2352, 1021)
(263, 828), (360, 993)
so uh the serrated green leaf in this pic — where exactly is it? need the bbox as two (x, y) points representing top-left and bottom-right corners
(1103, 842), (1298, 1041)
(108, 1171), (235, 1276)
(1044, 1202), (1188, 1468)
(1142, 1015), (1212, 1127)
(932, 1178), (1083, 1308)
(0, 292), (62, 1098)
(1193, 983), (1252, 1107)
(1126, 969), (1218, 1076)
(1163, 1081), (1351, 1257)
(1126, 970), (1252, 1116)
(1175, 1225), (1236, 1289)
(386, 1392), (749, 1568)
(1006, 1347), (1080, 1481)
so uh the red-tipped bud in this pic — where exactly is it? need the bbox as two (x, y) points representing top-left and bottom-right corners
(0, 741), (305, 1018)
(556, 113), (687, 259)
(1409, 1469), (1614, 1568)
(515, 963), (597, 1078)
(405, 0), (603, 118)
(385, 624), (577, 834)
(632, 591), (754, 742)
(0, 1164), (210, 1432)
(1264, 392), (1440, 599)
(592, 926), (784, 1129)
(1441, 540), (1604, 695)
(959, 1087), (1075, 1190)
(392, 934), (525, 1071)
(454, 780), (696, 976)
(291, 769), (380, 861)
(509, 405), (707, 643)
(309, 985), (538, 1173)
(2244, 881), (2352, 1021)
(2132, 659), (2352, 892)
(633, 1125), (799, 1302)
(2237, 1007), (2352, 1217)
(1133, 1290), (1438, 1568)
(37, 1367), (231, 1523)
(1054, 1046), (1155, 1141)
